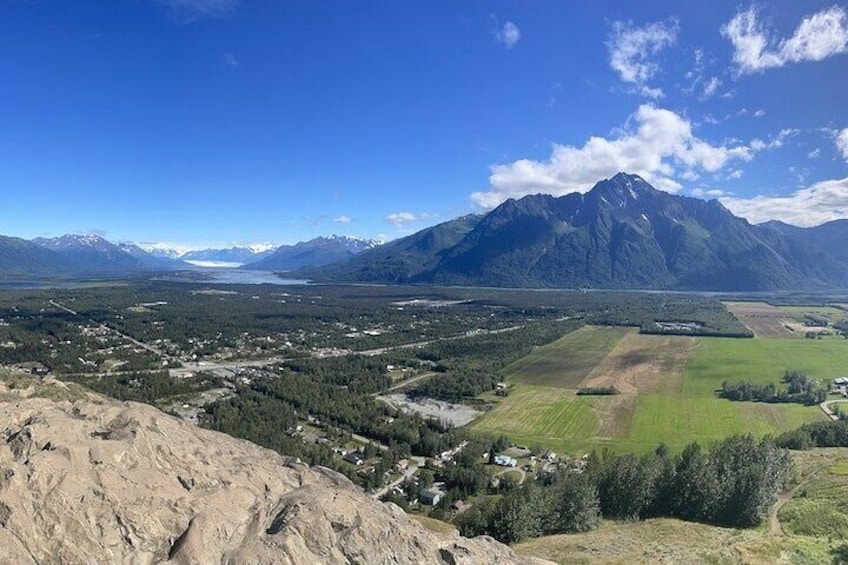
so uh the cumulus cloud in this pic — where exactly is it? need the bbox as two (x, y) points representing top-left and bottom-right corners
(836, 128), (848, 161)
(721, 177), (848, 227)
(722, 5), (848, 74)
(158, 0), (237, 21)
(471, 104), (755, 209)
(692, 187), (730, 197)
(607, 19), (679, 98)
(495, 21), (521, 49)
(333, 215), (353, 225)
(384, 212), (418, 228)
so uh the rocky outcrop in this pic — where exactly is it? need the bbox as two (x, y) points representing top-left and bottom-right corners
(0, 377), (546, 564)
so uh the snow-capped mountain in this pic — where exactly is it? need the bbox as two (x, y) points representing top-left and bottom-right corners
(137, 243), (278, 267)
(33, 235), (146, 272)
(245, 235), (381, 271)
(180, 246), (276, 267)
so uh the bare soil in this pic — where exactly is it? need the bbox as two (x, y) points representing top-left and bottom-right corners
(724, 302), (798, 338)
(578, 333), (695, 395)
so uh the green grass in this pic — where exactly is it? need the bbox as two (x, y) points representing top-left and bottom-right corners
(500, 325), (631, 388)
(830, 459), (848, 476)
(684, 337), (848, 395)
(474, 385), (600, 453)
(778, 305), (846, 323)
(620, 395), (820, 452)
(779, 449), (848, 541)
(474, 331), (834, 455)
(515, 449), (848, 565)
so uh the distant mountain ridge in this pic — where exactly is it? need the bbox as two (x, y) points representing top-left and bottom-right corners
(0, 233), (383, 280)
(33, 234), (147, 273)
(304, 173), (848, 291)
(245, 235), (381, 271)
(180, 246), (275, 266)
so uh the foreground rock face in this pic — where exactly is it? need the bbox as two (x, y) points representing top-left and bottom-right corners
(0, 378), (546, 564)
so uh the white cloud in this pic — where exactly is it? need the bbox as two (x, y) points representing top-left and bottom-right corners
(495, 21), (521, 49)
(607, 19), (679, 98)
(333, 215), (353, 225)
(692, 187), (730, 197)
(222, 52), (239, 68)
(836, 128), (848, 161)
(385, 212), (418, 227)
(749, 128), (797, 152)
(722, 5), (848, 74)
(721, 177), (848, 227)
(471, 104), (754, 209)
(754, 109), (766, 118)
(701, 76), (721, 99)
(808, 148), (821, 159)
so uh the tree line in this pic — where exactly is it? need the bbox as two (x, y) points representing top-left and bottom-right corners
(720, 371), (827, 406)
(456, 435), (790, 544)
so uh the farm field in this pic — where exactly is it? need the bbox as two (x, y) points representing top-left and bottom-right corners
(473, 326), (832, 454)
(724, 301), (797, 338)
(725, 301), (848, 338)
(498, 325), (630, 388)
(513, 448), (848, 565)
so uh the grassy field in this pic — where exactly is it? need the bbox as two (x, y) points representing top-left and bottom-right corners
(513, 448), (848, 565)
(473, 327), (832, 454)
(499, 326), (630, 388)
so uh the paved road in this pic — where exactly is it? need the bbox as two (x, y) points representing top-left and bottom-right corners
(356, 325), (524, 357)
(50, 299), (166, 358)
(371, 456), (424, 499)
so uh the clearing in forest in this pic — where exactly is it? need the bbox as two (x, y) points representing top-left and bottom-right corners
(500, 325), (630, 388)
(724, 301), (797, 338)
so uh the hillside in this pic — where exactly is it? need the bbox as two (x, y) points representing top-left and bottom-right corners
(34, 234), (146, 273)
(302, 215), (481, 283)
(0, 374), (544, 564)
(0, 236), (74, 278)
(306, 173), (848, 291)
(513, 448), (848, 564)
(246, 235), (380, 271)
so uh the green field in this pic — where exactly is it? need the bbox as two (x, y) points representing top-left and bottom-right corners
(778, 304), (846, 324)
(474, 327), (833, 454)
(499, 325), (630, 388)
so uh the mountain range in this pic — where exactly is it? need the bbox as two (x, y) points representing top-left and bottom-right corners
(245, 235), (381, 271)
(3, 173), (848, 290)
(0, 235), (379, 279)
(304, 173), (848, 291)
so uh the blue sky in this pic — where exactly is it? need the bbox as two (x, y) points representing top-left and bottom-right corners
(1, 0), (847, 249)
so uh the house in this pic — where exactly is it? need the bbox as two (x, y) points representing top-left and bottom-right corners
(419, 488), (444, 506)
(834, 377), (848, 386)
(343, 452), (364, 466)
(451, 500), (468, 512)
(494, 454), (517, 467)
(542, 450), (557, 462)
(30, 365), (50, 377)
